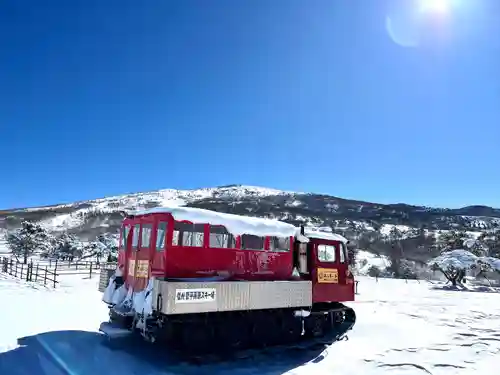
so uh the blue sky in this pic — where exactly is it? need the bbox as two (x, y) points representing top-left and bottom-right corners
(0, 0), (499, 210)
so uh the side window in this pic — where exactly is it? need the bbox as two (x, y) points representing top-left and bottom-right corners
(241, 234), (265, 250)
(209, 225), (236, 248)
(131, 224), (140, 250)
(270, 236), (290, 252)
(317, 244), (336, 262)
(120, 225), (130, 248)
(156, 222), (167, 251)
(172, 222), (204, 247)
(141, 224), (152, 248)
(339, 243), (346, 263)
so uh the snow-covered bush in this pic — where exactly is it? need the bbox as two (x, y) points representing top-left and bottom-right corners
(428, 249), (500, 287)
(367, 265), (381, 278)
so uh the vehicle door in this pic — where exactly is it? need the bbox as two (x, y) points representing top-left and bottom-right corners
(132, 216), (154, 292)
(150, 216), (168, 278)
(311, 240), (350, 302)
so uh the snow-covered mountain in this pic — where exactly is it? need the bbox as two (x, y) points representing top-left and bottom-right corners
(1, 184), (499, 243)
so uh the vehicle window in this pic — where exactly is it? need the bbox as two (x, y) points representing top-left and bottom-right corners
(270, 236), (290, 252)
(172, 222), (204, 247)
(339, 243), (346, 263)
(156, 222), (167, 251)
(131, 224), (140, 250)
(209, 225), (236, 248)
(317, 244), (336, 262)
(141, 224), (152, 248)
(120, 225), (130, 248)
(241, 234), (265, 250)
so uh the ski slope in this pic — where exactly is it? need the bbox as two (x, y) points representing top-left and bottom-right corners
(0, 274), (499, 375)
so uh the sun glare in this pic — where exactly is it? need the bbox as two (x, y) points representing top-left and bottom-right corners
(419, 0), (450, 14)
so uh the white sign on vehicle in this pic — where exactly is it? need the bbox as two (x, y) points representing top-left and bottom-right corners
(175, 288), (216, 303)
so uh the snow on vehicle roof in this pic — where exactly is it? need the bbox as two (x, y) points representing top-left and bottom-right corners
(303, 227), (348, 243)
(131, 206), (297, 238)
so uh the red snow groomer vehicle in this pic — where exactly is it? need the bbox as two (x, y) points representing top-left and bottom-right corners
(100, 206), (356, 352)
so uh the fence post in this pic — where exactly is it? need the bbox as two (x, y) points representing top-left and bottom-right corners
(35, 264), (39, 282)
(44, 266), (48, 285)
(89, 262), (93, 278)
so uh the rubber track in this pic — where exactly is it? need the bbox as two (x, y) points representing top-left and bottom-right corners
(102, 306), (356, 364)
(172, 307), (356, 364)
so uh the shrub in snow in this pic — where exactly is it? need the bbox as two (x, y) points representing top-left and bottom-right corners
(399, 259), (419, 279)
(367, 265), (381, 278)
(477, 257), (500, 274)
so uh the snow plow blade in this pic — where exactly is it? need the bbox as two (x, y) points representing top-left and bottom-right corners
(99, 321), (133, 340)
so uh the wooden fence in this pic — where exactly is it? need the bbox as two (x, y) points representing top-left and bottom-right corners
(1, 257), (59, 287)
(0, 256), (108, 287)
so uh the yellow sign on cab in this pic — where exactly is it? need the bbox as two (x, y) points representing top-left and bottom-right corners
(127, 259), (149, 278)
(136, 260), (149, 278)
(317, 268), (339, 283)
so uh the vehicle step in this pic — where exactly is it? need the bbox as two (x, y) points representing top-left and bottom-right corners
(99, 321), (133, 339)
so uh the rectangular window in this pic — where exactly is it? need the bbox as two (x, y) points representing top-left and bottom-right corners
(339, 243), (346, 263)
(270, 236), (291, 252)
(317, 244), (336, 262)
(241, 234), (265, 250)
(156, 222), (167, 251)
(209, 225), (236, 248)
(172, 222), (204, 247)
(141, 224), (152, 248)
(131, 224), (140, 249)
(120, 225), (130, 248)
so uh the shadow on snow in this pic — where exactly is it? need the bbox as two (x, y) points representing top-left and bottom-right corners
(0, 330), (331, 375)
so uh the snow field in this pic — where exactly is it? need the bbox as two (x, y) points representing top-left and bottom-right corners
(0, 238), (8, 255)
(0, 274), (499, 374)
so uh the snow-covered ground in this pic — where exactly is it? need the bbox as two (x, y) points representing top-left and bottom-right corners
(1, 274), (499, 375)
(0, 238), (8, 255)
